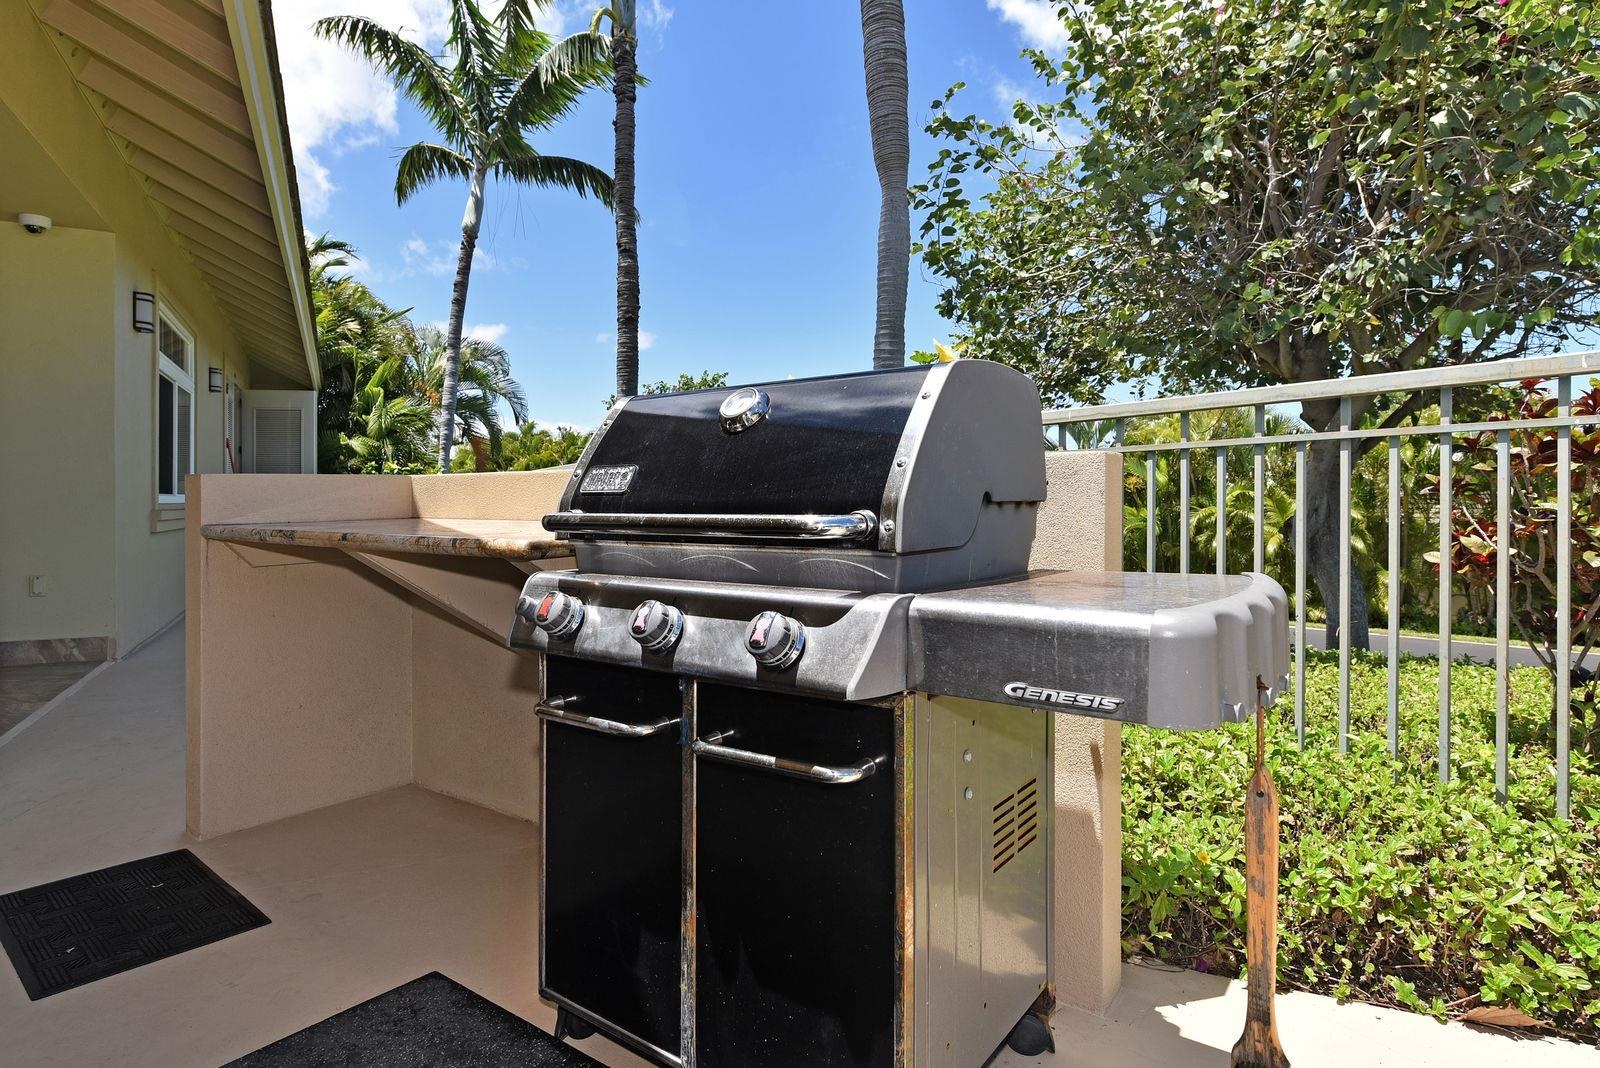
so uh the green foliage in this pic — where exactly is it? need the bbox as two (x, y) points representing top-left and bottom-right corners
(449, 421), (591, 472)
(606, 370), (729, 408)
(309, 234), (530, 473)
(913, 0), (1600, 409)
(1124, 650), (1600, 1035)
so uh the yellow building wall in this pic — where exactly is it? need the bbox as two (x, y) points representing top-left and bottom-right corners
(1, 3), (279, 657)
(0, 225), (119, 647)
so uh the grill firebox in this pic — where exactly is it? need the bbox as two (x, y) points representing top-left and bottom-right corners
(509, 363), (1287, 1067)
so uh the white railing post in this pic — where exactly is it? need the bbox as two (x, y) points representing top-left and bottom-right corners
(1495, 429), (1511, 803)
(1253, 406), (1266, 574)
(1339, 397), (1352, 753)
(1556, 375), (1573, 818)
(1179, 413), (1191, 574)
(1387, 437), (1401, 760)
(1438, 386), (1453, 785)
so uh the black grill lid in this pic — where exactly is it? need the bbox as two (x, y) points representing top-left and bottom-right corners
(565, 367), (931, 517)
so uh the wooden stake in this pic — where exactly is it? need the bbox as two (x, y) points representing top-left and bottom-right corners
(1231, 675), (1290, 1068)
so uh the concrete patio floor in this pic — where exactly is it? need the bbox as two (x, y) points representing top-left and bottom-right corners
(0, 624), (1591, 1067)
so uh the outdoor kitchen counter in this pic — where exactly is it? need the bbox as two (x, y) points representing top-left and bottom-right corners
(199, 517), (573, 561)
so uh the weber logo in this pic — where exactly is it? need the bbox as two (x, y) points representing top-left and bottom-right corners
(1003, 681), (1125, 714)
(579, 464), (637, 494)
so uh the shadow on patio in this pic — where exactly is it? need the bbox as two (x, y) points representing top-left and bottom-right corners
(0, 626), (1590, 1067)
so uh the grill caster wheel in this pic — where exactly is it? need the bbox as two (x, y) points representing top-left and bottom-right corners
(554, 1007), (596, 1042)
(1005, 1010), (1055, 1057)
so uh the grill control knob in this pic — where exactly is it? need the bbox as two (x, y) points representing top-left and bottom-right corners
(629, 600), (683, 654)
(746, 611), (805, 670)
(520, 590), (585, 641)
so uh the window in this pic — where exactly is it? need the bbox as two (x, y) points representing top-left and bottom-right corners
(157, 312), (194, 503)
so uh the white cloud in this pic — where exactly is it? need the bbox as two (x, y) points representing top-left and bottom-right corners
(467, 322), (508, 344)
(401, 235), (496, 276)
(641, 0), (674, 31)
(272, 1), (454, 216)
(595, 329), (656, 350)
(426, 321), (508, 344)
(273, 1), (624, 215)
(987, 0), (1069, 49)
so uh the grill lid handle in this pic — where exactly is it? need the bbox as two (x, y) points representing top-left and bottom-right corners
(543, 510), (876, 542)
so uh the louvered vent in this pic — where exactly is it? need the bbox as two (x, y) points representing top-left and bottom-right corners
(992, 776), (1039, 873)
(254, 407), (304, 473)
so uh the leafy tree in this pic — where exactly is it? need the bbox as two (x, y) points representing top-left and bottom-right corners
(860, 0), (910, 368)
(606, 370), (729, 408)
(316, 0), (614, 472)
(914, 0), (1600, 648)
(344, 355), (436, 473)
(308, 233), (413, 472)
(451, 421), (591, 471)
(592, 2), (642, 399)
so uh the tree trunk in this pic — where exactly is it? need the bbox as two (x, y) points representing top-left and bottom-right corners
(1301, 399), (1371, 650)
(859, 0), (908, 369)
(438, 162), (487, 473)
(613, 22), (640, 399)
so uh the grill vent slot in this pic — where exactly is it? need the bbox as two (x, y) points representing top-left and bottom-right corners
(992, 776), (1039, 873)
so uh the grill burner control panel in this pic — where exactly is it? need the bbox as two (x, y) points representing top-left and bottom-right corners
(510, 568), (1290, 729)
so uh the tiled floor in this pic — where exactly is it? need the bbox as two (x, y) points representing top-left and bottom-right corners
(0, 625), (1592, 1067)
(0, 660), (99, 738)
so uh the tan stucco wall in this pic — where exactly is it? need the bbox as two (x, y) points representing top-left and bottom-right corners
(1, 3), (268, 655)
(1034, 450), (1125, 1013)
(186, 471), (572, 837)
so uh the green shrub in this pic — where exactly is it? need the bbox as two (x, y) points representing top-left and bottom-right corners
(1122, 649), (1600, 1037)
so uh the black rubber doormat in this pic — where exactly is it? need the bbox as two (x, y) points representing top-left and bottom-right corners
(0, 849), (269, 1000)
(226, 972), (602, 1067)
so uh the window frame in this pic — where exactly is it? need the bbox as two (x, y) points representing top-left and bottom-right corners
(155, 307), (196, 506)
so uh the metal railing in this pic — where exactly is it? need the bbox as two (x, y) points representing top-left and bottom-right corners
(1042, 349), (1600, 817)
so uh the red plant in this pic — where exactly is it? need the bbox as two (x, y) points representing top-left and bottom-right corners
(1430, 380), (1600, 740)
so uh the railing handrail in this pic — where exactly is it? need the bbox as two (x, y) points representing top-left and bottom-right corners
(1041, 348), (1600, 425)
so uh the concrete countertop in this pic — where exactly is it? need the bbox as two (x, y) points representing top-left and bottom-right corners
(199, 518), (574, 561)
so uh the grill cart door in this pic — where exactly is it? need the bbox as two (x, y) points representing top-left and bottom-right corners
(540, 658), (684, 1062)
(691, 686), (900, 1068)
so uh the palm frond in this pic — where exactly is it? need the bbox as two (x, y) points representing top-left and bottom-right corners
(313, 16), (472, 144)
(494, 30), (614, 141)
(494, 153), (613, 208)
(395, 141), (475, 204)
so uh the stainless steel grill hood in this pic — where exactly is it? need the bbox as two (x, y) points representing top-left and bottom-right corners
(544, 360), (1047, 592)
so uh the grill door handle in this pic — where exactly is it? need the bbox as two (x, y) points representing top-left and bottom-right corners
(543, 510), (876, 542)
(691, 739), (886, 785)
(537, 696), (679, 738)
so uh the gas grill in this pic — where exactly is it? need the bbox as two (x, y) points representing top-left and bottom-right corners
(508, 361), (1289, 1068)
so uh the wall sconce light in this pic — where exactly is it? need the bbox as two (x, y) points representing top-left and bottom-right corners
(209, 366), (224, 393)
(132, 291), (155, 333)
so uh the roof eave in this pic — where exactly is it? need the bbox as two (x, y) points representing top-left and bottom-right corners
(219, 0), (320, 390)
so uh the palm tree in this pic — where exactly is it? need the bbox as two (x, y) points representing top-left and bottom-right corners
(592, 2), (640, 398)
(401, 324), (531, 470)
(344, 356), (436, 473)
(859, 0), (909, 369)
(307, 233), (411, 472)
(316, 1), (614, 472)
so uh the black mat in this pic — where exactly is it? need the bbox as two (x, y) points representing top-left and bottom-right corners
(226, 972), (602, 1067)
(0, 848), (269, 1000)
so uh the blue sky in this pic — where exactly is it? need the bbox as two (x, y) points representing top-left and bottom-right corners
(270, 1), (1068, 427)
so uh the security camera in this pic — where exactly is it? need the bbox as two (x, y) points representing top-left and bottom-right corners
(18, 213), (52, 235)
